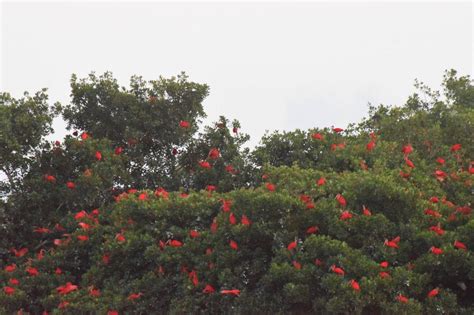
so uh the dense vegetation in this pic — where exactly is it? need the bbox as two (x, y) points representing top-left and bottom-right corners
(0, 70), (473, 314)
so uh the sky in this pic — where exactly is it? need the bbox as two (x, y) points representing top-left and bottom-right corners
(1, 1), (472, 147)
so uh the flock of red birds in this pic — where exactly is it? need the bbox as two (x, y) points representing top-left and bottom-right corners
(3, 122), (473, 313)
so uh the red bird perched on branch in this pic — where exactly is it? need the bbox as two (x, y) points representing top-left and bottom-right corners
(430, 246), (443, 255)
(366, 140), (376, 151)
(229, 240), (238, 250)
(340, 211), (353, 221)
(317, 177), (326, 186)
(57, 282), (78, 295)
(203, 284), (215, 294)
(454, 240), (467, 251)
(229, 212), (237, 225)
(266, 183), (276, 192)
(208, 148), (220, 160)
(128, 292), (143, 301)
(402, 144), (413, 155)
(221, 289), (240, 296)
(384, 236), (400, 249)
(306, 226), (318, 234)
(450, 143), (462, 152)
(199, 161), (211, 169)
(405, 157), (415, 168)
(350, 279), (360, 291)
(335, 194), (346, 208)
(168, 240), (183, 247)
(312, 133), (324, 140)
(241, 215), (251, 226)
(330, 265), (345, 276)
(11, 247), (28, 257)
(380, 261), (389, 268)
(287, 240), (297, 251)
(427, 288), (439, 298)
(362, 205), (372, 216)
(179, 120), (190, 128)
(397, 294), (409, 303)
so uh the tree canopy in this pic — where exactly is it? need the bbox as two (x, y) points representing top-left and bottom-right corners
(0, 70), (473, 314)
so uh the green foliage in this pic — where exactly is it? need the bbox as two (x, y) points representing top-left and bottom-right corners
(0, 70), (473, 314)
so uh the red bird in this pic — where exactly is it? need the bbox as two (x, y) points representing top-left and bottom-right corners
(89, 286), (101, 297)
(221, 289), (240, 296)
(9, 278), (19, 285)
(77, 235), (89, 241)
(74, 210), (88, 220)
(208, 148), (220, 160)
(206, 185), (216, 192)
(336, 194), (347, 208)
(384, 236), (400, 249)
(366, 141), (376, 151)
(66, 181), (76, 189)
(203, 284), (215, 294)
(241, 215), (251, 226)
(229, 240), (238, 250)
(402, 144), (413, 155)
(26, 267), (39, 277)
(12, 247), (28, 257)
(45, 174), (56, 183)
(429, 225), (445, 236)
(78, 222), (91, 230)
(115, 233), (126, 243)
(350, 279), (360, 291)
(306, 226), (319, 234)
(340, 211), (353, 221)
(397, 294), (409, 303)
(222, 199), (232, 212)
(189, 270), (199, 287)
(450, 143), (462, 152)
(424, 208), (442, 218)
(210, 217), (218, 233)
(114, 146), (123, 155)
(169, 240), (183, 247)
(266, 183), (276, 192)
(179, 120), (190, 128)
(292, 261), (302, 270)
(34, 227), (51, 234)
(3, 286), (15, 295)
(405, 158), (415, 168)
(81, 132), (89, 140)
(189, 230), (200, 238)
(430, 246), (443, 255)
(427, 288), (439, 298)
(56, 282), (78, 295)
(199, 161), (211, 169)
(287, 240), (297, 251)
(429, 196), (439, 203)
(311, 133), (324, 140)
(362, 205), (372, 216)
(127, 292), (143, 300)
(330, 265), (345, 276)
(454, 240), (467, 251)
(229, 212), (237, 225)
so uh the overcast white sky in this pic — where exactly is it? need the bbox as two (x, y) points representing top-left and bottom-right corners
(1, 1), (473, 147)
